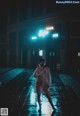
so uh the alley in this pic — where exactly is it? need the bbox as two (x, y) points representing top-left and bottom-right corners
(0, 68), (80, 116)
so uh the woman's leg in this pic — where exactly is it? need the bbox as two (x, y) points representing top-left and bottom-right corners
(44, 87), (55, 110)
(36, 83), (41, 107)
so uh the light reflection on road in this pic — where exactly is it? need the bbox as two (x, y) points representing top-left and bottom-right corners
(29, 87), (56, 115)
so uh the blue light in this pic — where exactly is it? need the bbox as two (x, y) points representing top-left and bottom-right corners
(52, 33), (59, 38)
(38, 30), (49, 37)
(31, 36), (37, 40)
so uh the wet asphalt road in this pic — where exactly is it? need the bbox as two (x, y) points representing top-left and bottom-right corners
(0, 68), (80, 116)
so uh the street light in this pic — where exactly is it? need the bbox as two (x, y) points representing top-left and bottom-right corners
(45, 26), (54, 31)
(52, 33), (59, 38)
(31, 36), (37, 40)
(38, 29), (49, 37)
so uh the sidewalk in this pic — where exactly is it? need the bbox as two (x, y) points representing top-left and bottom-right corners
(0, 68), (12, 74)
(59, 73), (80, 116)
(0, 68), (26, 87)
(59, 74), (80, 98)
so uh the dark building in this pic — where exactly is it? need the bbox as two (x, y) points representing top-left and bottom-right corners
(1, 0), (80, 73)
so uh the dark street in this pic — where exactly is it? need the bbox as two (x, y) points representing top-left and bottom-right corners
(0, 68), (80, 116)
(0, 0), (80, 116)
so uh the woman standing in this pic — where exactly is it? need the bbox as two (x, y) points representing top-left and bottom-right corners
(33, 59), (55, 111)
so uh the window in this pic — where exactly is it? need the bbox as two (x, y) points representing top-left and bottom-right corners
(39, 50), (43, 56)
(78, 52), (80, 57)
(39, 49), (45, 58)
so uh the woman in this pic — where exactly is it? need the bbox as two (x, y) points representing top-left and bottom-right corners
(33, 59), (55, 111)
